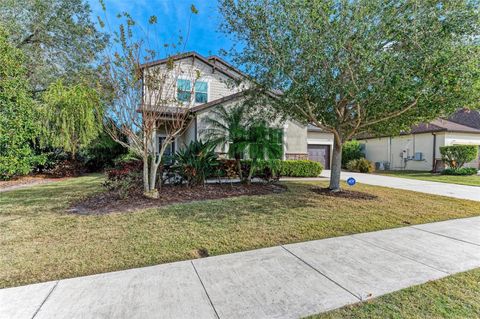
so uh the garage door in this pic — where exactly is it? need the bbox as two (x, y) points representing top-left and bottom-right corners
(308, 145), (330, 169)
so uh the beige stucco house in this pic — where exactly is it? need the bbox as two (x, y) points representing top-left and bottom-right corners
(357, 110), (480, 171)
(140, 51), (480, 172)
(140, 51), (335, 169)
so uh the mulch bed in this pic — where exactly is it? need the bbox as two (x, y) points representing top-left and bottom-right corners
(69, 183), (287, 215)
(311, 187), (378, 200)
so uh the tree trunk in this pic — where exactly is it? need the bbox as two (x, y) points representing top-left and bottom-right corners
(329, 139), (343, 192)
(142, 156), (150, 193)
(235, 157), (243, 181)
(246, 161), (255, 185)
(149, 155), (159, 191)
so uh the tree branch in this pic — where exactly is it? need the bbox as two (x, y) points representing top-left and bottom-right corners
(359, 97), (419, 129)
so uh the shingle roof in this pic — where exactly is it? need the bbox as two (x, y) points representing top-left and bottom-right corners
(356, 113), (480, 140)
(190, 91), (248, 113)
(410, 118), (480, 134)
(448, 108), (480, 130)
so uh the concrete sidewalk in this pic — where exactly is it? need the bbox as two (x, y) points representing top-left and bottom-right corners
(2, 216), (480, 319)
(315, 170), (480, 201)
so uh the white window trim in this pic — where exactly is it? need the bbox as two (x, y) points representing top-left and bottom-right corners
(176, 76), (211, 105)
(176, 78), (193, 104)
(194, 79), (209, 105)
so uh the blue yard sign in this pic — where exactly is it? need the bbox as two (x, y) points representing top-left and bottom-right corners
(347, 177), (356, 186)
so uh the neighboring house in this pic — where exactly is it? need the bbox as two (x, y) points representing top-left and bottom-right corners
(140, 51), (479, 172)
(140, 51), (335, 169)
(357, 109), (480, 171)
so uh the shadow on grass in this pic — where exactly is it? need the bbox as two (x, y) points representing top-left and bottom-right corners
(0, 175), (104, 216)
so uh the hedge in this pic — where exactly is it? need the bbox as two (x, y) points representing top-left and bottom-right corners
(441, 167), (478, 176)
(440, 145), (478, 169)
(278, 160), (323, 177)
(238, 159), (323, 178)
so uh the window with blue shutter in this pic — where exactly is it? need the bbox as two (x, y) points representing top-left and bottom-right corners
(194, 81), (208, 103)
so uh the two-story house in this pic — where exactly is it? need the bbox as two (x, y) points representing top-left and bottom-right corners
(140, 51), (335, 169)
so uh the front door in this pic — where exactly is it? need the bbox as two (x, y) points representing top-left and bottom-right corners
(308, 145), (330, 169)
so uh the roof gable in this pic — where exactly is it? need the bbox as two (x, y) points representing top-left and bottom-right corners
(139, 51), (245, 82)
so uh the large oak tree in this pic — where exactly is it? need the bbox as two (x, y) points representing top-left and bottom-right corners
(219, 0), (480, 191)
(0, 0), (108, 92)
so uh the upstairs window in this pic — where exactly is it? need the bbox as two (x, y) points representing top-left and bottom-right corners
(195, 81), (208, 103)
(177, 79), (191, 102)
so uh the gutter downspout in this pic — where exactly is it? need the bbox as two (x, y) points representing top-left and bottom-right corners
(432, 133), (437, 172)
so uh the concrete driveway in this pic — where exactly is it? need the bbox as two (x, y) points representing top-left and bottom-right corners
(2, 216), (480, 319)
(316, 170), (480, 201)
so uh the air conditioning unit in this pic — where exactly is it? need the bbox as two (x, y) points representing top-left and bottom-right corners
(414, 152), (423, 161)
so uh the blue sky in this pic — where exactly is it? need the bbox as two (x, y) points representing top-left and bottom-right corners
(88, 0), (236, 62)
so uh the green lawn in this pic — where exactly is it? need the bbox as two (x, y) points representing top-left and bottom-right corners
(309, 268), (480, 319)
(1, 174), (480, 288)
(376, 170), (480, 187)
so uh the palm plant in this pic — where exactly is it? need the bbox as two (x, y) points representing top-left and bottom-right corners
(173, 140), (218, 186)
(245, 121), (283, 184)
(201, 105), (249, 180)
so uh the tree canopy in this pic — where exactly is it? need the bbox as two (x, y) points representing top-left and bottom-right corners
(219, 0), (480, 190)
(0, 0), (108, 91)
(42, 80), (103, 158)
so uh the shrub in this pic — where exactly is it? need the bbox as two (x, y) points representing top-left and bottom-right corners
(173, 140), (219, 186)
(346, 158), (375, 173)
(36, 149), (88, 177)
(440, 145), (478, 169)
(342, 140), (364, 168)
(441, 167), (478, 176)
(113, 151), (141, 165)
(279, 160), (323, 177)
(45, 159), (87, 177)
(81, 130), (128, 171)
(0, 152), (45, 180)
(215, 159), (239, 180)
(104, 159), (143, 198)
(254, 159), (282, 182)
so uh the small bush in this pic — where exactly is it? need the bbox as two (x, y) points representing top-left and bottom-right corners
(441, 167), (478, 176)
(103, 160), (143, 198)
(346, 158), (375, 173)
(45, 159), (87, 177)
(342, 140), (364, 168)
(254, 159), (282, 182)
(35, 149), (69, 172)
(440, 145), (478, 169)
(0, 153), (46, 180)
(215, 159), (238, 179)
(114, 151), (141, 165)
